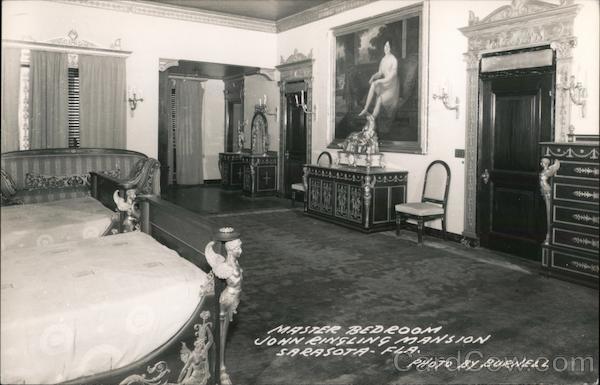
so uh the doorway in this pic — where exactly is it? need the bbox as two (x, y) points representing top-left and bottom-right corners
(478, 64), (554, 260)
(158, 74), (205, 188)
(283, 86), (307, 199)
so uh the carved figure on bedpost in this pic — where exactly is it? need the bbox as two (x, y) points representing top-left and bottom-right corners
(205, 227), (243, 385)
(114, 189), (140, 233)
(119, 310), (214, 385)
(178, 311), (214, 385)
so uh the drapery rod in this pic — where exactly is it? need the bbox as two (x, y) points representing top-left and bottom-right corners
(1, 39), (131, 57)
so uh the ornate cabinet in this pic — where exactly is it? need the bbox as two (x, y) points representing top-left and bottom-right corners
(539, 142), (599, 287)
(242, 152), (278, 197)
(304, 165), (407, 233)
(218, 152), (244, 190)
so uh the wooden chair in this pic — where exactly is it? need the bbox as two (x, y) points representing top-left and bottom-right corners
(291, 151), (332, 206)
(395, 160), (451, 245)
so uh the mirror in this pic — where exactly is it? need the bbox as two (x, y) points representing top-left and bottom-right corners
(223, 75), (245, 153)
(226, 101), (243, 152)
(250, 109), (269, 154)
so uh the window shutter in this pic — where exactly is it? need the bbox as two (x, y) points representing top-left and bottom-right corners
(171, 86), (177, 183)
(68, 67), (80, 148)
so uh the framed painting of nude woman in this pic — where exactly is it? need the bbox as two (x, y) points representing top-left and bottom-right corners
(330, 4), (429, 153)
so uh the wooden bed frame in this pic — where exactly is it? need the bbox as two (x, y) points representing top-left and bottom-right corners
(62, 195), (241, 385)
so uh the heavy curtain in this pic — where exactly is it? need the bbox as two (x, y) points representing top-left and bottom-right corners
(174, 78), (204, 185)
(1, 47), (21, 153)
(29, 50), (68, 149)
(79, 55), (126, 148)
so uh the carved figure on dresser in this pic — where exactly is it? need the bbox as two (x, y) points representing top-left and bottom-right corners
(204, 237), (243, 385)
(113, 189), (140, 232)
(339, 113), (379, 154)
(539, 157), (560, 244)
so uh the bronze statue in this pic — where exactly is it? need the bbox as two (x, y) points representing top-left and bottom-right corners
(339, 113), (379, 154)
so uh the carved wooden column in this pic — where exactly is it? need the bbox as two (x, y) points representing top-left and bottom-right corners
(461, 52), (481, 242)
(551, 38), (577, 142)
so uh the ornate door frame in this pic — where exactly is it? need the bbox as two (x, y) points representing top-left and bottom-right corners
(276, 50), (314, 195)
(459, 0), (580, 243)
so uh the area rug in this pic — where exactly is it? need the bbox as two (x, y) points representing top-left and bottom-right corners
(207, 209), (598, 385)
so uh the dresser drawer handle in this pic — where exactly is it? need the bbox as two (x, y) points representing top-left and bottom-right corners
(572, 213), (600, 225)
(573, 167), (599, 177)
(571, 237), (599, 249)
(570, 260), (600, 274)
(572, 190), (599, 200)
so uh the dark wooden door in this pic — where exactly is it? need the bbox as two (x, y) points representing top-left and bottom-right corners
(478, 70), (553, 260)
(284, 92), (307, 199)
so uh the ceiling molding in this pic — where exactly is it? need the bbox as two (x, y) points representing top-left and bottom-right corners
(54, 0), (277, 33)
(276, 0), (378, 32)
(53, 0), (379, 34)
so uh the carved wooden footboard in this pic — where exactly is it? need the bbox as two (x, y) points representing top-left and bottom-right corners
(63, 196), (242, 385)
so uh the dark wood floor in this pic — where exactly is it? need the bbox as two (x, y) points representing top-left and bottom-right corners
(163, 184), (294, 215)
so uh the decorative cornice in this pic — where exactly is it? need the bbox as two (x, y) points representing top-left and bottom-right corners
(461, 0), (580, 54)
(466, 0), (574, 26)
(54, 0), (277, 33)
(3, 29), (130, 59)
(461, 0), (580, 36)
(277, 0), (377, 32)
(279, 48), (313, 65)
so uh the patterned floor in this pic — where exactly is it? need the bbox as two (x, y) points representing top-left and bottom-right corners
(166, 187), (599, 384)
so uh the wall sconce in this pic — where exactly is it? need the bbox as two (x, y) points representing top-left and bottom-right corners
(294, 90), (315, 114)
(256, 94), (277, 116)
(559, 74), (587, 118)
(128, 88), (144, 111)
(433, 88), (459, 119)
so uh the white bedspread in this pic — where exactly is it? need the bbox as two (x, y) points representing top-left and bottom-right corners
(1, 231), (209, 384)
(1, 196), (113, 251)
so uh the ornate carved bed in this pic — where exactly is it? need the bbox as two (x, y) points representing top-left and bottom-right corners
(0, 196), (243, 385)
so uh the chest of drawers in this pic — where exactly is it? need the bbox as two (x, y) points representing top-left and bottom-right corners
(539, 142), (599, 287)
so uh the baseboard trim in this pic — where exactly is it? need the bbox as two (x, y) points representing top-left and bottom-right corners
(203, 179), (221, 185)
